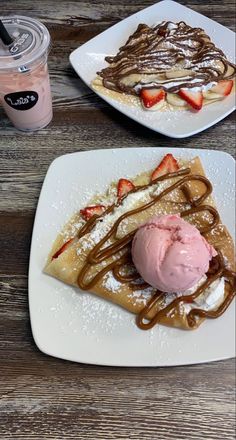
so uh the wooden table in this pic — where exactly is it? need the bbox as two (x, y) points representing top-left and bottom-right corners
(0, 1), (235, 439)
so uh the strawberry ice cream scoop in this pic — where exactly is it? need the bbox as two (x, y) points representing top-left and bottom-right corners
(131, 214), (217, 293)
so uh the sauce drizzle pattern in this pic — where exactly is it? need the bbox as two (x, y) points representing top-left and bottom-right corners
(98, 21), (236, 95)
(75, 168), (235, 329)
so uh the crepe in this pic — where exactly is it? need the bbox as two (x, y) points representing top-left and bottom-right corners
(45, 157), (235, 330)
(93, 21), (236, 110)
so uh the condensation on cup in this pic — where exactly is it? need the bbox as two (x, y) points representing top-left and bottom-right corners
(0, 16), (53, 131)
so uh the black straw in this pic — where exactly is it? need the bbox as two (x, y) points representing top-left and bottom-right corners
(0, 19), (14, 46)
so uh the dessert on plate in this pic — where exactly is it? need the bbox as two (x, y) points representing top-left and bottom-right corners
(45, 154), (235, 331)
(93, 21), (236, 111)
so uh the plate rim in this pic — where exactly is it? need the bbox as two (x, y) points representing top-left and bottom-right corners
(29, 147), (235, 366)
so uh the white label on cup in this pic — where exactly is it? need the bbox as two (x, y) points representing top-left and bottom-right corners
(4, 91), (38, 110)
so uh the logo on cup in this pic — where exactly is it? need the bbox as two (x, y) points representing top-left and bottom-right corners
(4, 91), (39, 110)
(9, 32), (32, 54)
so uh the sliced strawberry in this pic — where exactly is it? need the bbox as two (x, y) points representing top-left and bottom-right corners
(151, 154), (179, 181)
(117, 178), (135, 198)
(178, 89), (203, 110)
(210, 80), (233, 96)
(52, 238), (73, 260)
(80, 205), (106, 221)
(140, 88), (166, 108)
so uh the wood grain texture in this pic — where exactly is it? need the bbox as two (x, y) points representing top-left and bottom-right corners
(0, 1), (235, 439)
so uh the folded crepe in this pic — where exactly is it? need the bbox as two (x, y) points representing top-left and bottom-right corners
(45, 157), (235, 330)
(96, 21), (236, 94)
(93, 21), (236, 110)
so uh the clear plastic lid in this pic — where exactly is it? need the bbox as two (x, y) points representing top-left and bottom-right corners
(0, 16), (50, 72)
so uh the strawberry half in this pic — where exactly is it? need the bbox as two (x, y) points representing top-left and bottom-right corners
(178, 89), (203, 111)
(211, 80), (233, 96)
(151, 154), (179, 181)
(117, 178), (135, 199)
(80, 205), (106, 221)
(52, 238), (73, 260)
(140, 88), (166, 108)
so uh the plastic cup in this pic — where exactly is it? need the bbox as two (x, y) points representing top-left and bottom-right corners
(0, 16), (53, 131)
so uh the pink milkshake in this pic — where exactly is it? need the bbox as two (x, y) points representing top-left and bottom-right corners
(0, 16), (52, 131)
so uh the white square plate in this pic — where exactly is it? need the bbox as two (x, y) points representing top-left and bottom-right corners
(29, 147), (235, 366)
(69, 0), (236, 138)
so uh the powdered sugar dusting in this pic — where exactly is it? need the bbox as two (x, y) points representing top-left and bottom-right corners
(128, 287), (154, 306)
(103, 271), (122, 293)
(46, 284), (136, 340)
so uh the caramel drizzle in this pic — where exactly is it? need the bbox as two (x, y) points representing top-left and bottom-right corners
(137, 251), (236, 330)
(75, 168), (235, 329)
(99, 21), (236, 95)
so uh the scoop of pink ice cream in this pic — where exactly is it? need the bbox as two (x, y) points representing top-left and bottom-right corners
(131, 214), (217, 293)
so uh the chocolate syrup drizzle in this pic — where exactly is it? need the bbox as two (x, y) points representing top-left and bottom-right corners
(74, 168), (235, 330)
(98, 21), (236, 95)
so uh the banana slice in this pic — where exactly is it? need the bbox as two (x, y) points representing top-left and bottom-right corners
(203, 99), (220, 107)
(165, 69), (194, 79)
(225, 65), (235, 77)
(166, 93), (187, 107)
(93, 76), (103, 87)
(203, 90), (222, 100)
(120, 73), (167, 87)
(142, 98), (166, 111)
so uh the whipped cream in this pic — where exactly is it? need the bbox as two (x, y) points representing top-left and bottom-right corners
(183, 81), (217, 93)
(161, 275), (225, 314)
(135, 79), (217, 94)
(166, 22), (178, 31)
(82, 186), (154, 248)
(183, 277), (225, 313)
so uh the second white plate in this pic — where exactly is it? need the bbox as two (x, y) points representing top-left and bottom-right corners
(70, 0), (236, 138)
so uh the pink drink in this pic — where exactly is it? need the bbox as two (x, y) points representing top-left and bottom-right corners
(0, 16), (52, 131)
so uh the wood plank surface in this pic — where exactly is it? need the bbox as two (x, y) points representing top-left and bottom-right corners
(0, 1), (235, 439)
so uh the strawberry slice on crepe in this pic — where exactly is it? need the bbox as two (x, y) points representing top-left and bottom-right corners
(178, 89), (203, 110)
(117, 178), (135, 199)
(80, 205), (106, 220)
(211, 80), (233, 96)
(140, 88), (166, 108)
(52, 238), (73, 260)
(151, 154), (179, 181)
